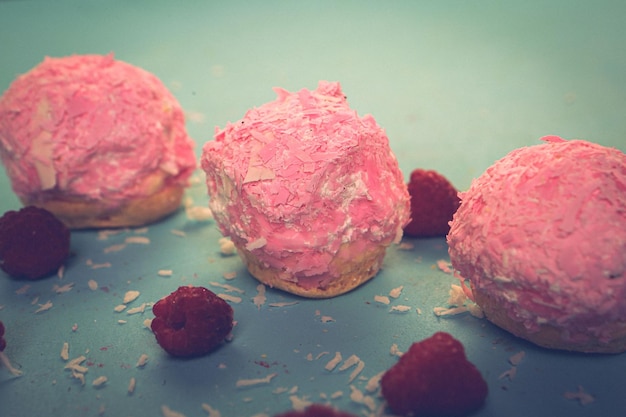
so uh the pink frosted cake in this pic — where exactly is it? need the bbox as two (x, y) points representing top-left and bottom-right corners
(447, 135), (626, 353)
(201, 81), (410, 298)
(0, 54), (196, 229)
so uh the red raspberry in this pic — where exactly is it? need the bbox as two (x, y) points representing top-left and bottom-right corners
(0, 206), (70, 280)
(381, 332), (488, 417)
(404, 169), (460, 237)
(274, 404), (358, 417)
(151, 286), (234, 357)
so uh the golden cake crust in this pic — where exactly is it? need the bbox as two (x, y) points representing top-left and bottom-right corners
(473, 286), (626, 354)
(238, 243), (387, 298)
(21, 184), (185, 229)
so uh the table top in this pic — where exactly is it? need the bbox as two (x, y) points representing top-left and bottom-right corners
(1, 1), (625, 417)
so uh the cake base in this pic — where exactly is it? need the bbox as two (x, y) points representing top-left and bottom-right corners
(238, 243), (387, 298)
(473, 287), (626, 354)
(21, 184), (185, 229)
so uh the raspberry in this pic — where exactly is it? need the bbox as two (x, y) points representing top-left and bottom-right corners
(274, 404), (358, 417)
(151, 286), (234, 357)
(404, 169), (460, 237)
(381, 332), (488, 417)
(0, 206), (70, 280)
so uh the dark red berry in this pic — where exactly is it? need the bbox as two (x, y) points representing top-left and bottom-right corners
(151, 286), (234, 357)
(274, 404), (358, 417)
(404, 169), (460, 237)
(0, 206), (70, 280)
(381, 332), (488, 417)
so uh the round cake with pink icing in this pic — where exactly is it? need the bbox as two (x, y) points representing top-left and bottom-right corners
(447, 135), (626, 353)
(0, 54), (196, 229)
(201, 81), (410, 298)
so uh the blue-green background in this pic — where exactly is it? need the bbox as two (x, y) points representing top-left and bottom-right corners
(1, 1), (625, 416)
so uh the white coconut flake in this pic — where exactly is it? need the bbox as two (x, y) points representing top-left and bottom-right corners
(103, 244), (126, 253)
(564, 385), (595, 405)
(65, 355), (87, 370)
(127, 303), (147, 315)
(186, 205), (214, 222)
(288, 395), (312, 411)
(128, 377), (136, 394)
(218, 237), (236, 255)
(161, 405), (187, 417)
(53, 283), (74, 294)
(210, 282), (244, 293)
(158, 269), (173, 277)
(325, 352), (343, 371)
(508, 351), (526, 366)
(436, 259), (453, 274)
(218, 294), (242, 304)
(88, 280), (98, 291)
(268, 301), (299, 307)
(330, 391), (343, 399)
(136, 354), (149, 368)
(15, 285), (30, 295)
(374, 295), (390, 305)
(123, 290), (141, 304)
(236, 372), (277, 388)
(338, 354), (361, 371)
(252, 284), (267, 309)
(71, 370), (86, 385)
(60, 342), (70, 361)
(223, 271), (237, 280)
(98, 229), (123, 240)
(433, 306), (469, 316)
(34, 300), (53, 314)
(201, 403), (221, 417)
(321, 316), (335, 323)
(365, 371), (384, 392)
(447, 284), (468, 306)
(390, 305), (412, 313)
(125, 236), (150, 245)
(315, 351), (330, 360)
(118, 320), (127, 325)
(245, 237), (267, 251)
(349, 385), (377, 411)
(170, 229), (186, 237)
(389, 286), (404, 298)
(348, 360), (365, 383)
(114, 304), (127, 313)
(66, 362), (89, 374)
(92, 375), (108, 387)
(337, 355), (366, 383)
(390, 343), (403, 357)
(499, 366), (517, 381)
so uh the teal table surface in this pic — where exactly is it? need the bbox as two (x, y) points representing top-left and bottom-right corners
(1, 1), (625, 417)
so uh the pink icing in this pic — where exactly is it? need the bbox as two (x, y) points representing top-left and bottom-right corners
(0, 54), (196, 207)
(447, 136), (626, 346)
(201, 81), (410, 290)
